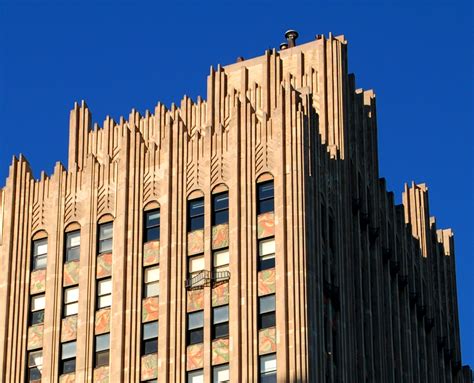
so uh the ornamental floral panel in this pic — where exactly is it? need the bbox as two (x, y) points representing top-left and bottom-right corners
(63, 260), (80, 286)
(143, 240), (160, 266)
(212, 338), (229, 365)
(186, 343), (204, 371)
(95, 309), (111, 334)
(187, 230), (204, 256)
(141, 353), (158, 381)
(27, 324), (43, 350)
(212, 283), (229, 307)
(96, 253), (112, 278)
(258, 268), (276, 296)
(61, 315), (78, 342)
(142, 297), (159, 322)
(212, 224), (229, 250)
(258, 327), (277, 355)
(30, 269), (46, 294)
(187, 289), (204, 312)
(93, 366), (109, 383)
(257, 212), (275, 239)
(59, 373), (75, 383)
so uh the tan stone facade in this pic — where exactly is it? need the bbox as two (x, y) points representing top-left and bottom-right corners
(0, 33), (470, 382)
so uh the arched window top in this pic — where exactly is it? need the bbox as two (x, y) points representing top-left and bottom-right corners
(144, 201), (160, 212)
(32, 230), (48, 241)
(256, 172), (274, 184)
(97, 213), (114, 225)
(65, 222), (81, 233)
(212, 183), (228, 194)
(187, 189), (204, 200)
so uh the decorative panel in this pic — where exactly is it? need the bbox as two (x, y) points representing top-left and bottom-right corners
(93, 366), (109, 383)
(212, 282), (229, 307)
(187, 230), (204, 255)
(95, 308), (111, 334)
(258, 268), (276, 296)
(143, 240), (160, 266)
(186, 343), (204, 371)
(61, 315), (78, 342)
(30, 269), (46, 294)
(27, 324), (43, 350)
(258, 327), (277, 355)
(212, 338), (230, 365)
(63, 260), (80, 286)
(59, 373), (75, 383)
(141, 353), (158, 381)
(96, 253), (112, 278)
(187, 289), (204, 312)
(257, 212), (275, 239)
(212, 224), (229, 250)
(142, 297), (159, 323)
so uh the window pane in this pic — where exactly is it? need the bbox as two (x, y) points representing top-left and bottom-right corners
(67, 231), (81, 248)
(260, 353), (277, 373)
(259, 256), (275, 271)
(66, 246), (80, 262)
(189, 257), (205, 273)
(31, 310), (45, 325)
(259, 238), (275, 256)
(213, 193), (228, 211)
(28, 351), (43, 367)
(188, 329), (204, 345)
(34, 255), (47, 269)
(34, 239), (48, 256)
(98, 279), (112, 295)
(31, 295), (45, 311)
(95, 350), (109, 367)
(144, 282), (160, 298)
(189, 199), (204, 217)
(143, 321), (158, 340)
(189, 216), (204, 232)
(213, 364), (229, 383)
(213, 250), (229, 268)
(65, 287), (79, 303)
(213, 322), (229, 339)
(187, 369), (204, 383)
(143, 339), (158, 355)
(64, 303), (78, 316)
(213, 210), (229, 226)
(259, 295), (276, 314)
(258, 182), (274, 200)
(61, 358), (76, 374)
(95, 333), (110, 352)
(259, 312), (276, 329)
(145, 267), (160, 283)
(99, 238), (113, 253)
(145, 227), (160, 242)
(188, 311), (204, 330)
(29, 367), (42, 381)
(146, 210), (160, 227)
(98, 295), (112, 309)
(61, 341), (76, 359)
(258, 199), (274, 215)
(99, 223), (113, 240)
(213, 305), (229, 324)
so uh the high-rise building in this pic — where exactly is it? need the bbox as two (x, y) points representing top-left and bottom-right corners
(0, 31), (471, 383)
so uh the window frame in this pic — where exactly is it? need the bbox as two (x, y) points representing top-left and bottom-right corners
(64, 230), (81, 263)
(97, 222), (113, 255)
(63, 286), (79, 317)
(212, 363), (230, 383)
(188, 198), (205, 232)
(27, 350), (43, 382)
(187, 369), (204, 383)
(144, 209), (160, 243)
(143, 266), (160, 298)
(259, 353), (277, 383)
(212, 192), (229, 226)
(258, 294), (276, 330)
(258, 237), (275, 271)
(212, 305), (229, 340)
(142, 321), (159, 356)
(29, 293), (45, 326)
(31, 238), (48, 271)
(59, 341), (76, 375)
(187, 310), (204, 345)
(96, 278), (112, 310)
(257, 181), (274, 215)
(94, 333), (110, 368)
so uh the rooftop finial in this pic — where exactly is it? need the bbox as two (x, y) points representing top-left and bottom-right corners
(285, 29), (299, 48)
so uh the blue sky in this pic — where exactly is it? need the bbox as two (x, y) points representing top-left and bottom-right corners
(0, 0), (472, 367)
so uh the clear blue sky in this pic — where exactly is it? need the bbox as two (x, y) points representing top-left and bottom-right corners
(1, 0), (472, 367)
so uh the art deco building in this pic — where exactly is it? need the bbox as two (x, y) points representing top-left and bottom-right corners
(0, 31), (471, 383)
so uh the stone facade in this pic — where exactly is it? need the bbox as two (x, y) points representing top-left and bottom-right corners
(0, 32), (470, 382)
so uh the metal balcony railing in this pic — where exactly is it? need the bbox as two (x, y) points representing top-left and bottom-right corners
(185, 270), (230, 290)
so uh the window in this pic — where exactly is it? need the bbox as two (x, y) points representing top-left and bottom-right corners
(188, 255), (205, 280)
(63, 286), (79, 317)
(94, 333), (110, 367)
(188, 198), (204, 232)
(259, 353), (276, 383)
(144, 266), (160, 298)
(65, 231), (80, 263)
(32, 238), (48, 270)
(212, 192), (229, 226)
(258, 238), (275, 271)
(142, 321), (158, 355)
(213, 364), (230, 383)
(187, 310), (204, 345)
(144, 209), (160, 242)
(98, 222), (113, 254)
(257, 181), (274, 215)
(27, 350), (43, 381)
(97, 278), (112, 309)
(60, 341), (76, 374)
(187, 369), (204, 383)
(212, 305), (229, 340)
(29, 294), (45, 325)
(258, 294), (276, 329)
(213, 249), (229, 277)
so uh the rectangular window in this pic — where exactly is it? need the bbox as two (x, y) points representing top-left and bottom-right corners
(142, 321), (158, 355)
(97, 278), (112, 309)
(213, 249), (229, 278)
(257, 181), (274, 215)
(188, 255), (205, 280)
(259, 353), (276, 383)
(187, 310), (204, 345)
(60, 341), (76, 374)
(65, 231), (80, 263)
(188, 198), (204, 232)
(212, 192), (229, 226)
(94, 333), (110, 367)
(258, 238), (275, 271)
(213, 364), (230, 383)
(27, 350), (43, 381)
(98, 222), (113, 254)
(212, 305), (229, 340)
(258, 294), (276, 329)
(144, 209), (160, 242)
(63, 286), (79, 317)
(32, 238), (48, 270)
(29, 294), (45, 326)
(144, 266), (160, 298)
(187, 369), (204, 383)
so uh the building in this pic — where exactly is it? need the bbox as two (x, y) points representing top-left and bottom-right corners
(0, 30), (471, 383)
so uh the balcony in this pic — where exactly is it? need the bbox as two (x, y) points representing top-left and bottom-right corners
(185, 270), (230, 290)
